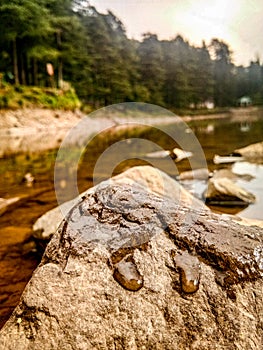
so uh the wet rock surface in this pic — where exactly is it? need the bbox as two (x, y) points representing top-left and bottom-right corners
(1, 182), (263, 349)
(113, 255), (144, 292)
(172, 251), (201, 294)
(33, 165), (207, 241)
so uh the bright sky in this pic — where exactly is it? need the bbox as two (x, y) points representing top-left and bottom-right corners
(89, 0), (263, 66)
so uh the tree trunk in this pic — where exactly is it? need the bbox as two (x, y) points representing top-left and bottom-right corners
(33, 58), (38, 86)
(13, 38), (19, 85)
(57, 30), (63, 89)
(58, 58), (63, 89)
(21, 54), (26, 85)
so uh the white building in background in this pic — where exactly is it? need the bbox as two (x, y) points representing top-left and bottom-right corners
(237, 96), (252, 107)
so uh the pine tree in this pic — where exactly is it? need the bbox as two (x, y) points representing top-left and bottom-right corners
(210, 39), (234, 107)
(138, 33), (165, 105)
(0, 0), (53, 85)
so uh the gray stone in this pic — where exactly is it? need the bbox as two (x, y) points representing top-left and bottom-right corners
(213, 154), (244, 164)
(0, 197), (21, 216)
(212, 168), (254, 182)
(205, 177), (256, 205)
(1, 181), (263, 349)
(235, 141), (263, 161)
(145, 148), (193, 162)
(178, 168), (210, 181)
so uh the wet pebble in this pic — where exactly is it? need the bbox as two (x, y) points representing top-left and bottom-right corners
(173, 251), (201, 294)
(113, 254), (143, 292)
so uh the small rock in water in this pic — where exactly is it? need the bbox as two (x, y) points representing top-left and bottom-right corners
(173, 251), (201, 294)
(23, 172), (35, 187)
(113, 254), (143, 292)
(235, 141), (263, 161)
(205, 177), (256, 205)
(178, 168), (210, 181)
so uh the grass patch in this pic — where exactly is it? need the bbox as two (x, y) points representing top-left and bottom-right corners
(0, 84), (81, 110)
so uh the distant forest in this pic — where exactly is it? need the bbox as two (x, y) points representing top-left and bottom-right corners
(0, 0), (263, 110)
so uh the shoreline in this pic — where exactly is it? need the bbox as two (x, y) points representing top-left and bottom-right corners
(0, 106), (261, 157)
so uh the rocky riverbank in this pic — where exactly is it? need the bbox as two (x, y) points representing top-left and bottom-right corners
(0, 108), (100, 157)
(0, 166), (262, 349)
(1, 106), (261, 157)
(0, 107), (181, 157)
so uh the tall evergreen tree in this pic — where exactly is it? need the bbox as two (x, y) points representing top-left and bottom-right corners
(210, 39), (234, 107)
(0, 0), (53, 84)
(193, 42), (214, 107)
(138, 33), (165, 105)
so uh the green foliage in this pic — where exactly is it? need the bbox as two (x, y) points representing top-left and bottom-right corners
(0, 0), (262, 111)
(0, 84), (80, 110)
(0, 95), (9, 108)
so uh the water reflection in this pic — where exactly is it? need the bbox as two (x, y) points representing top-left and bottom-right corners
(232, 162), (263, 220)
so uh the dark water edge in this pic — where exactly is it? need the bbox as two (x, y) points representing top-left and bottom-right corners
(1, 109), (263, 329)
(0, 152), (56, 328)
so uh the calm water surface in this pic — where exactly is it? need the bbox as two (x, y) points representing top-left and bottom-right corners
(0, 109), (263, 327)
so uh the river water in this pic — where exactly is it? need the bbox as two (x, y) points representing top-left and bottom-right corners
(0, 108), (263, 328)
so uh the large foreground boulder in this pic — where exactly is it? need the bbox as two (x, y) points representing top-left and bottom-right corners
(0, 179), (262, 349)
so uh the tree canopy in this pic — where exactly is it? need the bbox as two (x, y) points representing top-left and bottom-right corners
(0, 0), (262, 110)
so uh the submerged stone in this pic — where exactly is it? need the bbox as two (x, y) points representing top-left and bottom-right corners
(173, 251), (201, 294)
(113, 255), (143, 291)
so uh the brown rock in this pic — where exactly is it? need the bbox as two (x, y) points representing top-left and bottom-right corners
(0, 183), (262, 349)
(235, 141), (263, 161)
(178, 168), (210, 181)
(33, 165), (207, 241)
(212, 168), (254, 182)
(0, 197), (21, 216)
(205, 177), (256, 205)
